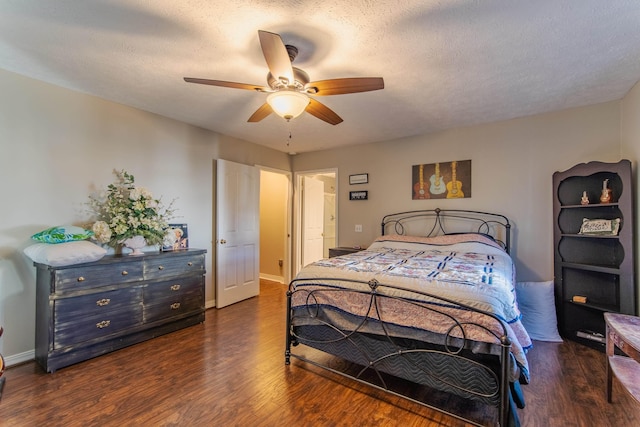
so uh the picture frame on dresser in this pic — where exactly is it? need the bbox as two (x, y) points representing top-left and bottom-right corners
(162, 223), (189, 251)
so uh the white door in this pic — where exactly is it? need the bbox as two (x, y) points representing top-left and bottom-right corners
(216, 159), (260, 308)
(302, 176), (325, 266)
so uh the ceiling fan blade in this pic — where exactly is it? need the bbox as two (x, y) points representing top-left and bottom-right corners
(184, 77), (268, 92)
(258, 30), (294, 84)
(305, 77), (384, 96)
(247, 103), (273, 122)
(306, 98), (343, 125)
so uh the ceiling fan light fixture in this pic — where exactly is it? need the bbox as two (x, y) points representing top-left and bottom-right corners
(267, 91), (309, 120)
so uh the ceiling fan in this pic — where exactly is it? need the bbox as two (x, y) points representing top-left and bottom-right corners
(184, 30), (384, 125)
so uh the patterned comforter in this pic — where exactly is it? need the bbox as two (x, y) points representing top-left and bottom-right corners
(292, 233), (532, 382)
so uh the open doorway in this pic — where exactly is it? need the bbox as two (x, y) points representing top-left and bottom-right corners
(294, 169), (337, 275)
(259, 168), (292, 285)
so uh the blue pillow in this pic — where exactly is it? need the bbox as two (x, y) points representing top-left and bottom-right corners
(31, 225), (94, 244)
(516, 281), (563, 342)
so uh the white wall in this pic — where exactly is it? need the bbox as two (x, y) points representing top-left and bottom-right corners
(0, 68), (289, 364)
(292, 101), (624, 284)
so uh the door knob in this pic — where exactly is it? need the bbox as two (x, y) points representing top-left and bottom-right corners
(220, 239), (227, 244)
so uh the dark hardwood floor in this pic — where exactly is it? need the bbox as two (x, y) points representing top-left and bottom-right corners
(2, 280), (640, 426)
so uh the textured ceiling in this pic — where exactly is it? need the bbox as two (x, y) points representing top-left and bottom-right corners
(1, 1), (639, 154)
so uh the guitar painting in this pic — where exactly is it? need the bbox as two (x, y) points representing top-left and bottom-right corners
(412, 160), (470, 200)
(429, 163), (446, 195)
(413, 164), (429, 199)
(446, 161), (464, 199)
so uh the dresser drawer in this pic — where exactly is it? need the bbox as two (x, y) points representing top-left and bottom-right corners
(54, 287), (142, 324)
(54, 306), (143, 349)
(144, 254), (205, 280)
(143, 277), (203, 323)
(144, 294), (203, 323)
(53, 263), (144, 292)
(143, 277), (202, 301)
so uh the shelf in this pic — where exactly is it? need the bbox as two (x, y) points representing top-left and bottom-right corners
(609, 355), (640, 403)
(558, 236), (623, 268)
(566, 299), (618, 313)
(560, 203), (620, 209)
(560, 233), (619, 239)
(561, 262), (620, 275)
(574, 335), (606, 350)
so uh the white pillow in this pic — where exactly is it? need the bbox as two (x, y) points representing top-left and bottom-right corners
(516, 281), (563, 342)
(24, 241), (107, 267)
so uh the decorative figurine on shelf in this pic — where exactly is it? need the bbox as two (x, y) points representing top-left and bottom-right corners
(581, 191), (590, 205)
(600, 178), (612, 204)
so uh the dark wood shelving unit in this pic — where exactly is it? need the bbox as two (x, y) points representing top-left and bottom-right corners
(553, 160), (635, 350)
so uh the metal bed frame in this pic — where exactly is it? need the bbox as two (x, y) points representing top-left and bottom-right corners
(285, 209), (520, 427)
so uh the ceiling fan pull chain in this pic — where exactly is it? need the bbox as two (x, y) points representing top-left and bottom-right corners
(286, 121), (294, 147)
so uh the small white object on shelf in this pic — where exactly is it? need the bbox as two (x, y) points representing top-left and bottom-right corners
(580, 191), (589, 205)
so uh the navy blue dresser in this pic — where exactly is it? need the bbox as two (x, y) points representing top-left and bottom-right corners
(34, 249), (206, 372)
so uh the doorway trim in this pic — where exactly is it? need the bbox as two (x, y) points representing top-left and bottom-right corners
(294, 168), (338, 276)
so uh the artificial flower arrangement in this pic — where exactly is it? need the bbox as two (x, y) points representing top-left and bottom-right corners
(88, 169), (176, 249)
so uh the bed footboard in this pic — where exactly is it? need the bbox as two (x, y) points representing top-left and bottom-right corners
(285, 278), (519, 427)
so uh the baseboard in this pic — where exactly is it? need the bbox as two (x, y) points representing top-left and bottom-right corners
(260, 273), (284, 284)
(5, 349), (35, 368)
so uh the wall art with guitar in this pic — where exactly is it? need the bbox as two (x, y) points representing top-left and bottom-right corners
(411, 160), (471, 200)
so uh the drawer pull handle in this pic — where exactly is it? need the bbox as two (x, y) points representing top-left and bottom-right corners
(170, 284), (181, 291)
(170, 302), (181, 310)
(158, 265), (164, 271)
(96, 298), (111, 307)
(187, 262), (193, 267)
(77, 276), (85, 282)
(121, 270), (128, 276)
(96, 320), (111, 329)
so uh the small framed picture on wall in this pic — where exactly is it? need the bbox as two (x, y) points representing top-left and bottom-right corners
(349, 190), (369, 200)
(349, 173), (368, 185)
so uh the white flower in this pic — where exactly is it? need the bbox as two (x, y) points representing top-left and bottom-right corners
(92, 220), (112, 244)
(129, 186), (152, 201)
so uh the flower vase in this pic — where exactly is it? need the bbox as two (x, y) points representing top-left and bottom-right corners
(123, 235), (147, 256)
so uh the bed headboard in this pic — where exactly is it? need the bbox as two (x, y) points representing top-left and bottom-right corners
(381, 208), (512, 254)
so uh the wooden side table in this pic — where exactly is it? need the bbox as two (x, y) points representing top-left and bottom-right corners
(605, 313), (640, 403)
(328, 247), (364, 258)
